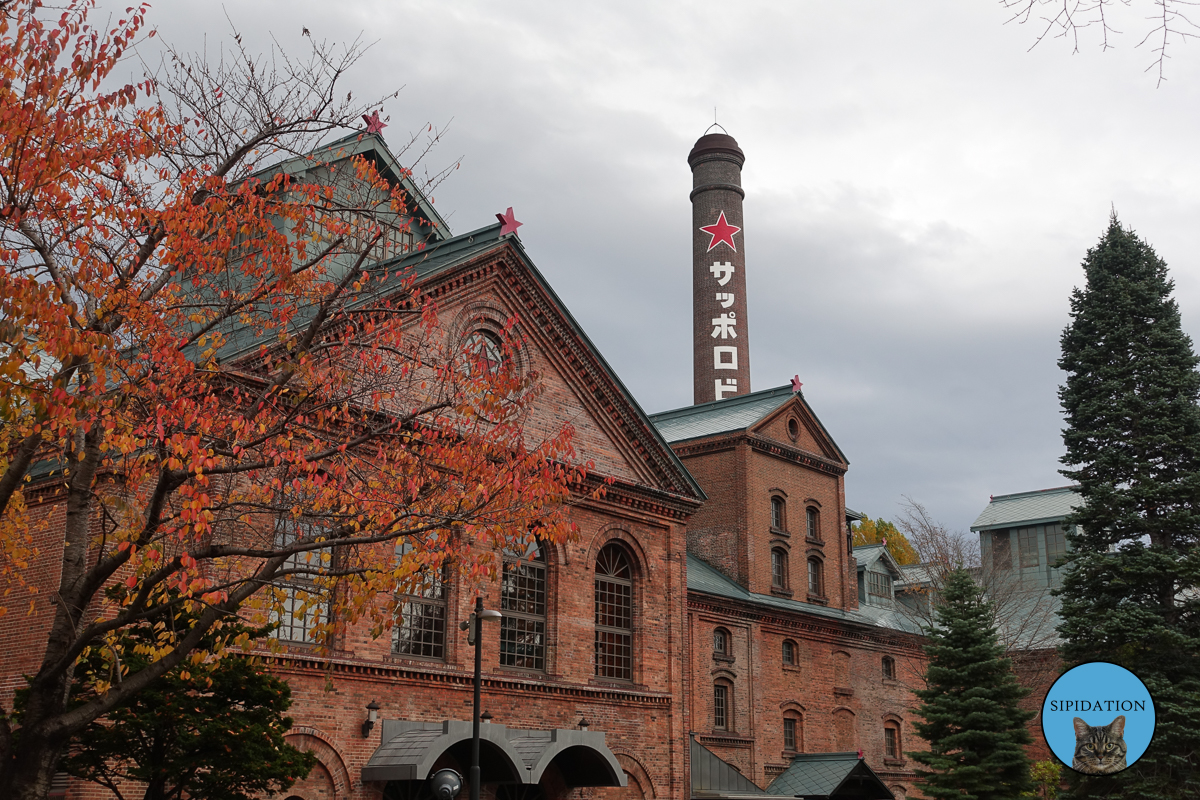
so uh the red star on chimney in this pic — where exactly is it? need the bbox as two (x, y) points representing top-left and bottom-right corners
(361, 110), (387, 134)
(699, 211), (741, 253)
(496, 207), (522, 237)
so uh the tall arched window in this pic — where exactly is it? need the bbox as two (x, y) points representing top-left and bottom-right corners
(771, 496), (786, 530)
(393, 564), (448, 660)
(882, 656), (896, 681)
(807, 557), (824, 596)
(595, 543), (634, 681)
(499, 545), (546, 671)
(771, 548), (789, 589)
(806, 507), (821, 541)
(783, 712), (802, 752)
(714, 681), (732, 730)
(884, 720), (902, 759)
(782, 639), (796, 666)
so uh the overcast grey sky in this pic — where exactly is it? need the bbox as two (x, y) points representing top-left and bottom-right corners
(124, 1), (1200, 535)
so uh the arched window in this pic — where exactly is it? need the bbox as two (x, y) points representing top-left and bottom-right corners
(771, 496), (786, 530)
(713, 681), (732, 730)
(884, 720), (902, 759)
(783, 712), (802, 752)
(806, 507), (821, 541)
(782, 639), (796, 666)
(771, 548), (789, 589)
(807, 557), (824, 596)
(393, 563), (448, 660)
(499, 545), (546, 671)
(882, 656), (896, 681)
(271, 521), (331, 645)
(464, 329), (504, 374)
(713, 627), (729, 656)
(595, 543), (634, 681)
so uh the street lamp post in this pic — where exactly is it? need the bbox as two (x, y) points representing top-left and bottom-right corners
(461, 595), (502, 800)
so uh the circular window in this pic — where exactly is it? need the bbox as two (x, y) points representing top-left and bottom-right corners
(464, 330), (504, 374)
(787, 418), (800, 441)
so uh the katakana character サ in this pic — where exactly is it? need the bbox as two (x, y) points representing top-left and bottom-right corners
(709, 261), (734, 286)
(716, 292), (734, 308)
(711, 312), (737, 339)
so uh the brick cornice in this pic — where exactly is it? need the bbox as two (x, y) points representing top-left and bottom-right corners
(263, 653), (674, 707)
(671, 433), (847, 477)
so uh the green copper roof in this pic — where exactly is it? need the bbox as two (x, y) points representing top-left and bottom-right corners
(687, 554), (922, 634)
(970, 485), (1080, 531)
(765, 752), (893, 798)
(649, 386), (795, 443)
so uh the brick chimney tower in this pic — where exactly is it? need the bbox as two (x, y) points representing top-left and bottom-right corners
(689, 129), (752, 404)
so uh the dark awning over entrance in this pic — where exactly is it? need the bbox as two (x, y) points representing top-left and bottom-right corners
(766, 752), (894, 799)
(362, 719), (626, 789)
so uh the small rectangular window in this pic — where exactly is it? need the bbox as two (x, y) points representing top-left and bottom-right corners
(784, 718), (797, 751)
(1045, 523), (1067, 565)
(992, 530), (1012, 571)
(1018, 526), (1040, 568)
(868, 571), (892, 599)
(714, 684), (729, 729)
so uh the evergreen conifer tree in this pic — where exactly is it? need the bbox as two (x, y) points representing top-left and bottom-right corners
(1057, 215), (1200, 798)
(911, 568), (1033, 800)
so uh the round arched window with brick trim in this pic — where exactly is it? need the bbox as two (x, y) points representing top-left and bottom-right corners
(594, 543), (634, 681)
(771, 496), (785, 530)
(771, 548), (789, 590)
(713, 680), (733, 731)
(713, 627), (730, 656)
(884, 719), (902, 759)
(499, 545), (547, 671)
(807, 557), (824, 596)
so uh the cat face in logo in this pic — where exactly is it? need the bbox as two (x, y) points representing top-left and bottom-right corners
(1072, 715), (1127, 775)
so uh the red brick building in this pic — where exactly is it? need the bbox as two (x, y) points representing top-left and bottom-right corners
(4, 131), (927, 800)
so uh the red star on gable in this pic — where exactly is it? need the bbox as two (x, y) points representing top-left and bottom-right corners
(361, 110), (387, 134)
(496, 207), (523, 237)
(699, 211), (741, 252)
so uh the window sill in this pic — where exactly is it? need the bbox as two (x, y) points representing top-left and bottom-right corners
(782, 664), (803, 672)
(806, 593), (829, 605)
(833, 686), (854, 697)
(883, 758), (906, 767)
(805, 536), (824, 546)
(713, 653), (736, 664)
(493, 666), (549, 678)
(770, 527), (790, 538)
(770, 587), (794, 598)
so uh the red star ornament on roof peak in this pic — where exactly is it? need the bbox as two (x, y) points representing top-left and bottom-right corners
(700, 210), (741, 253)
(361, 110), (387, 134)
(790, 375), (803, 393)
(496, 207), (523, 237)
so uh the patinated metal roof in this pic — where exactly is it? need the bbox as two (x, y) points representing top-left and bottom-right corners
(970, 485), (1080, 531)
(687, 554), (922, 634)
(691, 736), (765, 797)
(649, 386), (796, 443)
(765, 752), (893, 798)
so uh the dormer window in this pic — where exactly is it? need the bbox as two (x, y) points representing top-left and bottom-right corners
(868, 571), (892, 600)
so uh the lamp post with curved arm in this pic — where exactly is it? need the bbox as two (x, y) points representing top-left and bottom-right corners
(460, 596), (502, 800)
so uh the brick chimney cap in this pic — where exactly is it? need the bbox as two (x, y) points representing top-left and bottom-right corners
(688, 133), (744, 166)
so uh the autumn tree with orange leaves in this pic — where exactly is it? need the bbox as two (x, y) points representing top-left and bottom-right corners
(0, 3), (590, 798)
